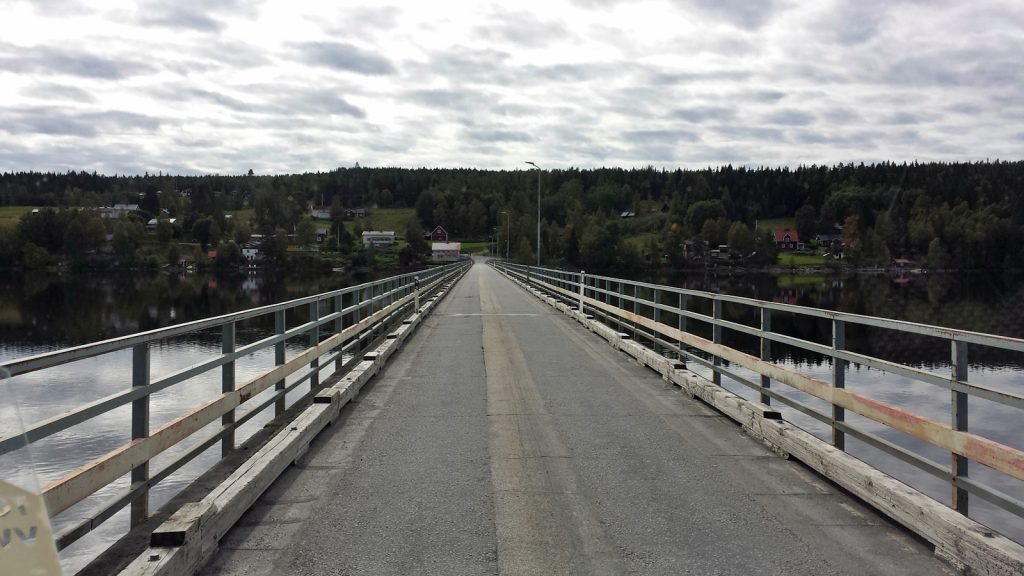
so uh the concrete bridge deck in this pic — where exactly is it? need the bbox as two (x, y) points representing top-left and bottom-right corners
(205, 262), (951, 576)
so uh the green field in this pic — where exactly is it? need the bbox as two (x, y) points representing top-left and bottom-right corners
(777, 252), (828, 266)
(0, 206), (39, 229)
(344, 208), (416, 236)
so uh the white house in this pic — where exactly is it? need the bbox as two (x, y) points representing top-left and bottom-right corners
(362, 230), (396, 248)
(431, 241), (462, 262)
(99, 203), (139, 219)
(242, 238), (263, 261)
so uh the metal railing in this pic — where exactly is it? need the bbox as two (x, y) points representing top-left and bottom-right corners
(492, 261), (1024, 525)
(0, 261), (468, 550)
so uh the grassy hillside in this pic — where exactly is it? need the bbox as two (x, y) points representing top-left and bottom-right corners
(340, 208), (416, 237)
(0, 206), (38, 229)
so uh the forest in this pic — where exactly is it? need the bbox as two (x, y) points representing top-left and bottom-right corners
(0, 160), (1022, 272)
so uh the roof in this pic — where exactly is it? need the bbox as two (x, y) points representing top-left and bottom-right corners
(361, 230), (395, 236)
(315, 228), (328, 234)
(773, 229), (799, 242)
(432, 242), (461, 251)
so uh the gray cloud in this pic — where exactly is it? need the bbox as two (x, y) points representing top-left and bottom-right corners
(136, 0), (249, 32)
(23, 83), (97, 103)
(292, 41), (397, 75)
(688, 0), (781, 30)
(466, 128), (533, 143)
(476, 9), (571, 48)
(764, 109), (816, 126)
(151, 86), (256, 112)
(672, 106), (737, 123)
(884, 111), (927, 125)
(406, 89), (492, 111)
(623, 129), (699, 143)
(0, 43), (155, 79)
(715, 125), (786, 141)
(279, 90), (366, 119)
(0, 108), (161, 138)
(648, 69), (753, 86)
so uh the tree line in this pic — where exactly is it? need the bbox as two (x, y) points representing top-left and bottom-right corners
(1, 160), (1022, 271)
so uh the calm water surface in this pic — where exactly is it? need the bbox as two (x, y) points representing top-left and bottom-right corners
(1, 267), (1023, 572)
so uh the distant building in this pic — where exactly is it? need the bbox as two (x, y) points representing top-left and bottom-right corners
(311, 206), (331, 220)
(146, 218), (177, 230)
(99, 203), (139, 219)
(242, 238), (263, 261)
(344, 207), (367, 219)
(362, 230), (396, 248)
(620, 211), (636, 218)
(429, 225), (449, 242)
(432, 241), (462, 262)
(315, 227), (329, 242)
(773, 229), (799, 250)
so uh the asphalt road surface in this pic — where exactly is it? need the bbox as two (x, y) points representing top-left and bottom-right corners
(204, 260), (951, 576)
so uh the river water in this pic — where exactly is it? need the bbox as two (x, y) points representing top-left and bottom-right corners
(1, 267), (1022, 573)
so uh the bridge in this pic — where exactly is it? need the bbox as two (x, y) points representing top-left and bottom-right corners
(2, 259), (1023, 575)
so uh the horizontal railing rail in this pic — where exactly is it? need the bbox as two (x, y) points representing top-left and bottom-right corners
(491, 261), (1024, 526)
(0, 261), (469, 551)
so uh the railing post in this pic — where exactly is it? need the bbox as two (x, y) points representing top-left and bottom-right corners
(678, 293), (689, 362)
(130, 343), (150, 527)
(760, 308), (771, 405)
(952, 340), (969, 515)
(578, 271), (585, 312)
(309, 301), (320, 390)
(832, 319), (846, 451)
(221, 321), (235, 456)
(274, 310), (286, 416)
(712, 299), (722, 386)
(653, 288), (661, 353)
(334, 293), (344, 370)
(414, 275), (421, 312)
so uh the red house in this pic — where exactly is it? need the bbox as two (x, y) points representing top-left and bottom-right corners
(429, 225), (448, 242)
(773, 229), (799, 250)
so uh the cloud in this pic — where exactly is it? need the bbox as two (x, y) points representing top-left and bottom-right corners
(0, 108), (162, 138)
(715, 125), (786, 141)
(476, 9), (572, 48)
(623, 129), (699, 142)
(279, 90), (366, 119)
(135, 0), (250, 32)
(687, 0), (781, 30)
(672, 106), (736, 123)
(292, 41), (397, 75)
(150, 86), (256, 112)
(23, 83), (97, 103)
(0, 43), (155, 79)
(764, 109), (816, 126)
(465, 128), (533, 143)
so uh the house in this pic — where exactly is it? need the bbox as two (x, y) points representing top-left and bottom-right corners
(429, 225), (448, 242)
(344, 207), (368, 219)
(362, 230), (396, 248)
(311, 206), (331, 220)
(242, 238), (263, 261)
(620, 211), (636, 218)
(773, 229), (799, 250)
(431, 241), (462, 262)
(315, 228), (329, 243)
(99, 203), (139, 219)
(146, 218), (177, 230)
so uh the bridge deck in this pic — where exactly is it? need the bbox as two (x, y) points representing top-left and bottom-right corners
(205, 262), (951, 575)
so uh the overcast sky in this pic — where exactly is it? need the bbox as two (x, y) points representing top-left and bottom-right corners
(0, 0), (1021, 175)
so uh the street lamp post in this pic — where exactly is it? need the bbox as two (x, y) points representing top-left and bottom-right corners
(525, 161), (540, 265)
(501, 210), (510, 259)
